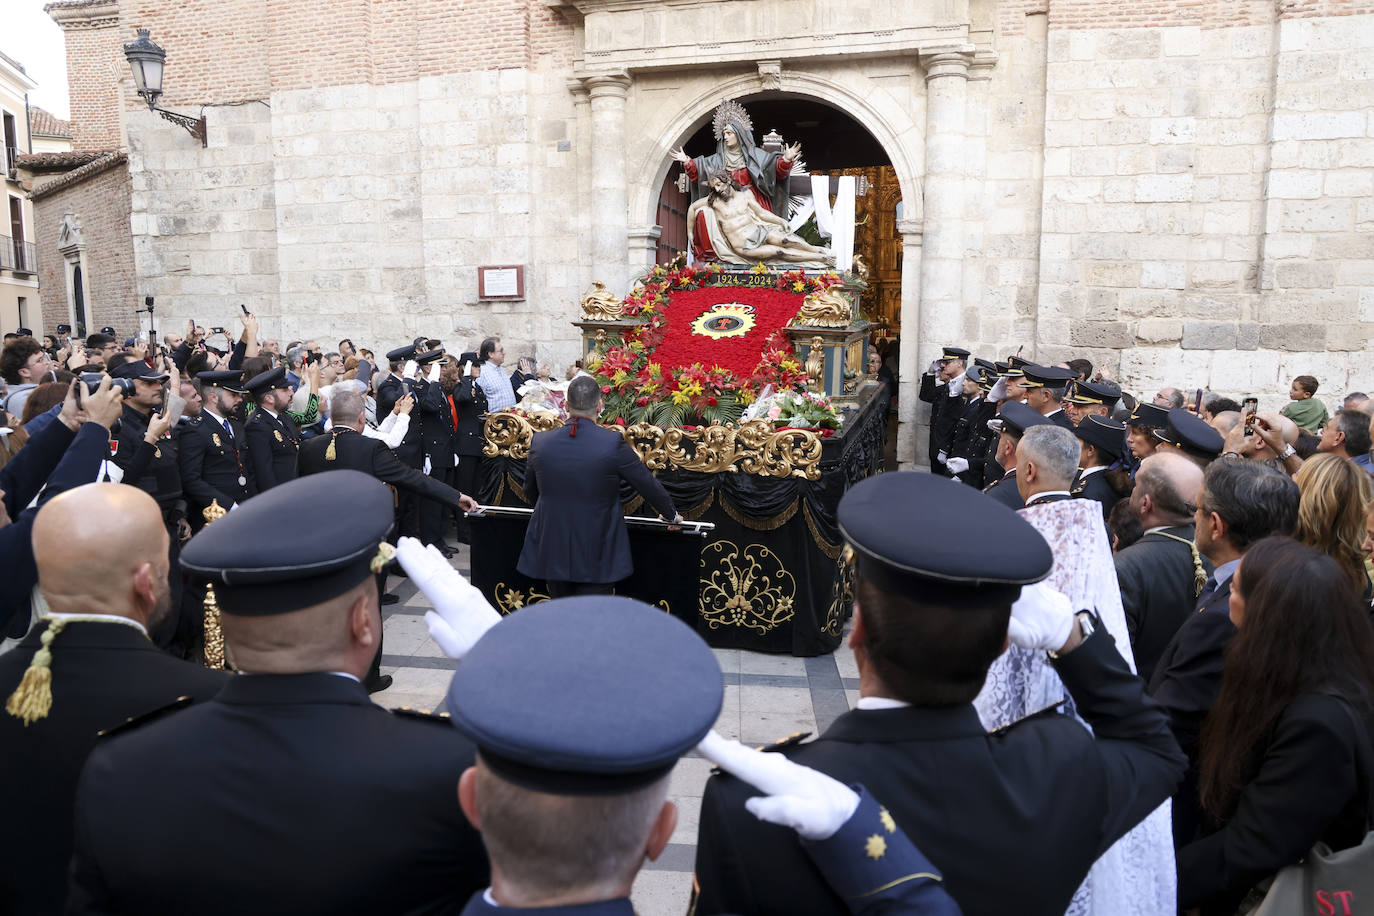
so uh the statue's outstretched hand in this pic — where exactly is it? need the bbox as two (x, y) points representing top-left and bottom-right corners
(670, 146), (692, 166)
(783, 142), (802, 162)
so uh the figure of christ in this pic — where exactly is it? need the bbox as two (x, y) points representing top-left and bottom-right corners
(688, 172), (834, 267)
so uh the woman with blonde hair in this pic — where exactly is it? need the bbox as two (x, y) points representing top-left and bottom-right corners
(1295, 451), (1373, 597)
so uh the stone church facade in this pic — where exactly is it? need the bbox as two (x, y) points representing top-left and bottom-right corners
(45, 0), (1374, 466)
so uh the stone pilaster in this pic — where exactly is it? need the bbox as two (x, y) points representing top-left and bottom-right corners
(917, 48), (974, 369)
(895, 217), (924, 468)
(583, 72), (633, 293)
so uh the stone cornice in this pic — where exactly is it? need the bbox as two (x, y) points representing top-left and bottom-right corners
(45, 0), (119, 30)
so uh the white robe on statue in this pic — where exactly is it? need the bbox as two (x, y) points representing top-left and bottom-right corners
(974, 497), (1176, 916)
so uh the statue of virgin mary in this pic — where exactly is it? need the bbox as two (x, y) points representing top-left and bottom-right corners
(672, 99), (802, 262)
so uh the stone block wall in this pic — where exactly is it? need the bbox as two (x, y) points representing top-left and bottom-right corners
(970, 2), (1374, 411)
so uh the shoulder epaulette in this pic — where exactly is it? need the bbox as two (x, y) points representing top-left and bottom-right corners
(987, 700), (1065, 737)
(392, 705), (452, 724)
(97, 695), (195, 738)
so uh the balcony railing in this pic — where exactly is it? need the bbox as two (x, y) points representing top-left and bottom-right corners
(0, 238), (36, 274)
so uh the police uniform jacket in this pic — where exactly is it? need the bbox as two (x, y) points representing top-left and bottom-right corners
(0, 621), (226, 915)
(111, 404), (184, 517)
(949, 397), (996, 487)
(454, 377), (488, 458)
(244, 407), (301, 491)
(177, 411), (256, 516)
(691, 625), (1186, 916)
(1046, 408), (1075, 430)
(376, 375), (426, 468)
(1114, 524), (1213, 685)
(1070, 467), (1120, 520)
(517, 420), (676, 585)
(419, 381), (456, 470)
(918, 373), (965, 468)
(0, 422), (109, 637)
(67, 672), (488, 915)
(298, 427), (471, 511)
(983, 471), (1024, 510)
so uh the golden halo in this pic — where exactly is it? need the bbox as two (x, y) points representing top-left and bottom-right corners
(691, 303), (757, 340)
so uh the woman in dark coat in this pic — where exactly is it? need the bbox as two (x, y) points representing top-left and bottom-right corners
(1178, 536), (1374, 914)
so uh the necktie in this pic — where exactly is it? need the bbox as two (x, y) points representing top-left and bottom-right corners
(222, 417), (234, 440)
(1196, 577), (1218, 609)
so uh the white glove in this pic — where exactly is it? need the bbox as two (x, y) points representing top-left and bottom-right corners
(1007, 581), (1076, 653)
(401, 360), (418, 380)
(394, 536), (501, 660)
(426, 361), (441, 383)
(928, 359), (941, 374)
(988, 376), (1009, 403)
(696, 730), (859, 841)
(946, 457), (969, 475)
(936, 450), (948, 465)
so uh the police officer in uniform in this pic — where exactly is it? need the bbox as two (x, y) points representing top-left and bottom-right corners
(376, 344), (430, 538)
(1071, 414), (1130, 520)
(243, 366), (301, 491)
(1020, 365), (1076, 429)
(415, 350), (458, 552)
(1127, 402), (1169, 464)
(918, 346), (969, 474)
(945, 363), (997, 488)
(66, 471), (489, 915)
(106, 359), (190, 649)
(1062, 378), (1121, 428)
(1153, 407), (1225, 469)
(452, 351), (489, 544)
(178, 370), (255, 527)
(691, 472), (1186, 915)
(982, 401), (1054, 510)
(434, 594), (960, 916)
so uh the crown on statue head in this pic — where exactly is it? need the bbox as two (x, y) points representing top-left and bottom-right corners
(712, 99), (753, 141)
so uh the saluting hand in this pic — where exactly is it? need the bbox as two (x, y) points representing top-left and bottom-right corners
(395, 537), (500, 660)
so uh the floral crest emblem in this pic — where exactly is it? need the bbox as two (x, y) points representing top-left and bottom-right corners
(690, 302), (757, 340)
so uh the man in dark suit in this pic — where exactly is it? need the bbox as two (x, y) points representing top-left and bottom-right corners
(243, 366), (301, 491)
(1070, 414), (1128, 520)
(1148, 459), (1299, 845)
(691, 472), (1186, 916)
(66, 471), (488, 915)
(917, 345), (969, 474)
(0, 483), (226, 915)
(982, 401), (1051, 510)
(517, 376), (680, 598)
(298, 389), (479, 692)
(1115, 452), (1209, 684)
(178, 370), (255, 526)
(944, 364), (996, 488)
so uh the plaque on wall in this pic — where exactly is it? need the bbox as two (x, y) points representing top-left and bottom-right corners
(478, 265), (525, 300)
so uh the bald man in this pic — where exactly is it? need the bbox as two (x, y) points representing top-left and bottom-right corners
(1113, 453), (1211, 684)
(0, 484), (226, 916)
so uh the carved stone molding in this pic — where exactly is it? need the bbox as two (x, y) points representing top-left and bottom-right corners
(918, 46), (976, 83)
(757, 59), (783, 90)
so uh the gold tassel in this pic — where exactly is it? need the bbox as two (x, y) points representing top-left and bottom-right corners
(1190, 544), (1207, 597)
(324, 432), (337, 461)
(6, 618), (68, 725)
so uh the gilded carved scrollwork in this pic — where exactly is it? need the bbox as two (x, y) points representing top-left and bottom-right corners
(494, 582), (551, 615)
(699, 540), (797, 634)
(483, 411), (562, 459)
(483, 413), (823, 480)
(794, 286), (853, 328)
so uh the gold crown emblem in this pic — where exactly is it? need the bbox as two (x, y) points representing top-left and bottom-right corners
(691, 302), (757, 340)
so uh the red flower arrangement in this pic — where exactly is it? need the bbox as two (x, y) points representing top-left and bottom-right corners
(587, 265), (843, 427)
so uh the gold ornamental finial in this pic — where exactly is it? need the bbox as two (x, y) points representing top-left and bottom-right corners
(580, 282), (625, 321)
(202, 499), (227, 524)
(795, 287), (852, 328)
(201, 500), (228, 670)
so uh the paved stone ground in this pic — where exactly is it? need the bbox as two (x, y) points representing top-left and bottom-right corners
(371, 543), (861, 916)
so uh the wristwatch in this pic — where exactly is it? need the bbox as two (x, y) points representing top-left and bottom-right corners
(1279, 444), (1297, 460)
(1049, 612), (1095, 659)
